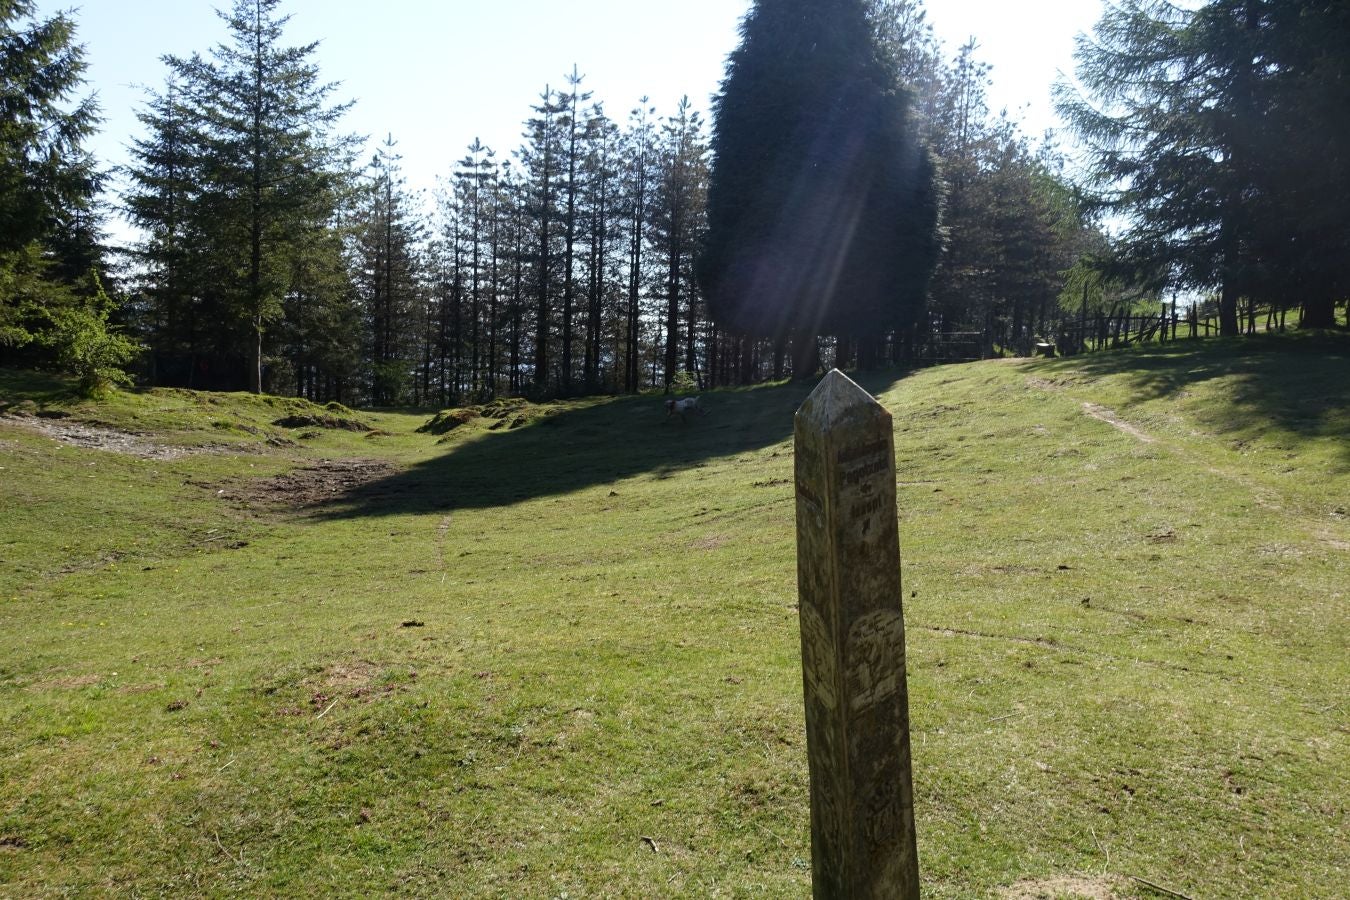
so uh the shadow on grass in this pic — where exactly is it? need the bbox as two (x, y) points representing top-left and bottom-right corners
(319, 371), (907, 519)
(0, 368), (78, 409)
(1041, 331), (1350, 461)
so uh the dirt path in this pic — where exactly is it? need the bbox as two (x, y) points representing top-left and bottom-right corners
(0, 414), (197, 460)
(1027, 374), (1347, 552)
(1081, 402), (1157, 444)
(217, 459), (400, 509)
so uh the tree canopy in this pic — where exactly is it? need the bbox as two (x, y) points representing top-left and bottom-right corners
(699, 0), (940, 372)
(126, 0), (355, 392)
(1058, 0), (1350, 333)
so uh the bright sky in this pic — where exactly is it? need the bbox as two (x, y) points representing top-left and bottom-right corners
(36, 0), (1107, 234)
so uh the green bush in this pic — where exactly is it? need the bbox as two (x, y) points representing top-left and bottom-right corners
(670, 370), (699, 393)
(46, 276), (141, 397)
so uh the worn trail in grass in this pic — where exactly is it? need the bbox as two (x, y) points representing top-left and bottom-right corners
(1, 334), (1346, 898)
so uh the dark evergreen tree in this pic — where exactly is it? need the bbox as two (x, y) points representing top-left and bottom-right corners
(700, 0), (939, 376)
(0, 0), (103, 354)
(1254, 0), (1350, 328)
(651, 97), (708, 388)
(357, 135), (424, 405)
(579, 104), (619, 393)
(454, 138), (497, 397)
(123, 77), (210, 380)
(557, 67), (592, 396)
(519, 86), (567, 394)
(280, 221), (359, 402)
(153, 0), (355, 391)
(620, 100), (657, 393)
(1056, 0), (1350, 336)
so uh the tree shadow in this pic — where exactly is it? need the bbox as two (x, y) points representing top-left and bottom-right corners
(319, 371), (909, 520)
(1039, 331), (1350, 462)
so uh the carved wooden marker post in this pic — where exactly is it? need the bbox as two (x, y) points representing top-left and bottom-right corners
(794, 369), (919, 899)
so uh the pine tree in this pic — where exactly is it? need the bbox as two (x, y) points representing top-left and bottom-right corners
(153, 0), (354, 391)
(280, 220), (359, 402)
(454, 138), (497, 397)
(124, 77), (208, 377)
(651, 97), (708, 388)
(497, 164), (531, 394)
(580, 104), (619, 393)
(1255, 0), (1350, 328)
(520, 86), (567, 394)
(557, 67), (593, 396)
(1057, 0), (1299, 337)
(620, 100), (657, 393)
(357, 135), (424, 406)
(700, 0), (939, 376)
(0, 0), (103, 353)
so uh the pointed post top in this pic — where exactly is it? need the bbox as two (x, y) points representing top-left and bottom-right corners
(796, 369), (890, 435)
(792, 369), (917, 898)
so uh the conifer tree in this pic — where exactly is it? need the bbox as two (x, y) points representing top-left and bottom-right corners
(151, 0), (354, 391)
(580, 104), (619, 393)
(1255, 0), (1349, 327)
(454, 139), (497, 397)
(700, 0), (939, 376)
(620, 100), (657, 393)
(0, 0), (103, 353)
(358, 135), (424, 405)
(1055, 0), (1341, 336)
(557, 67), (592, 396)
(124, 77), (208, 376)
(520, 86), (567, 394)
(652, 97), (708, 388)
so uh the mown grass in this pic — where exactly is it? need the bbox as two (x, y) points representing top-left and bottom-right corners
(1, 333), (1346, 898)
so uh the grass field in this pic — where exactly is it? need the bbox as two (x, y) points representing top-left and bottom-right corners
(1, 333), (1346, 898)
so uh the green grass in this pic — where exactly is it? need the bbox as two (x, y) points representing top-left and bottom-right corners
(1, 334), (1346, 898)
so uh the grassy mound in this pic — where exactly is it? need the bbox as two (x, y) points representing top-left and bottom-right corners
(418, 397), (556, 438)
(0, 334), (1346, 897)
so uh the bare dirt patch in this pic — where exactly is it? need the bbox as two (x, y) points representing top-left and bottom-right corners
(302, 660), (403, 711)
(998, 875), (1125, 899)
(320, 660), (382, 694)
(29, 673), (102, 691)
(1082, 403), (1156, 444)
(1, 413), (197, 459)
(216, 458), (399, 510)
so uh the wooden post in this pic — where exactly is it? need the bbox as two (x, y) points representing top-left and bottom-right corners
(794, 370), (919, 899)
(1079, 281), (1089, 355)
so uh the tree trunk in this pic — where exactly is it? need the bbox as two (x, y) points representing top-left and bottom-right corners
(253, 316), (264, 394)
(1219, 281), (1241, 336)
(1301, 296), (1337, 329)
(792, 332), (820, 381)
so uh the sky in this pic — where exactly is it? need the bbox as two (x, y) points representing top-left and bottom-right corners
(34, 0), (1108, 234)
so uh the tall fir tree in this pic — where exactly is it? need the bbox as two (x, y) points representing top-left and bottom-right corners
(0, 0), (103, 354)
(620, 100), (657, 393)
(146, 0), (355, 391)
(1054, 0), (1348, 335)
(357, 135), (424, 405)
(124, 76), (211, 379)
(580, 104), (619, 393)
(557, 67), (592, 396)
(520, 85), (567, 394)
(700, 0), (939, 376)
(651, 97), (708, 388)
(454, 138), (497, 397)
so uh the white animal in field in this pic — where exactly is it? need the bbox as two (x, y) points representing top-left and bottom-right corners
(664, 396), (707, 423)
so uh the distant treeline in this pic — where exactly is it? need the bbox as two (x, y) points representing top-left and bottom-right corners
(1, 0), (1345, 403)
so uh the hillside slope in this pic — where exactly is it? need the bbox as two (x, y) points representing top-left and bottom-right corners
(1, 334), (1346, 898)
